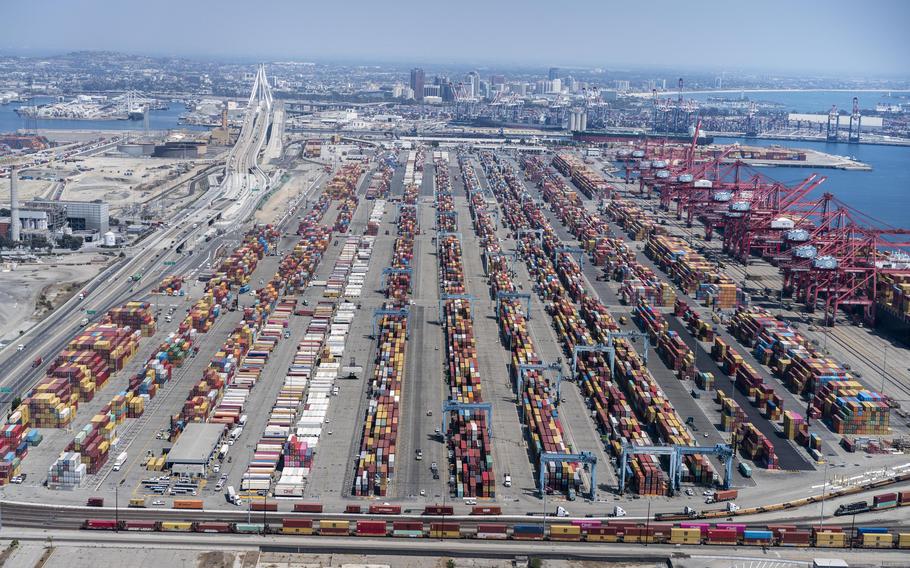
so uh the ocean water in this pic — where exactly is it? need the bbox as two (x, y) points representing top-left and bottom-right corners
(714, 136), (910, 229)
(0, 96), (207, 133)
(684, 90), (909, 113)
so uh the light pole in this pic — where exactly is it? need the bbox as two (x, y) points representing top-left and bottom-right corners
(881, 344), (888, 394)
(115, 478), (125, 531)
(819, 461), (831, 530)
(645, 499), (652, 546)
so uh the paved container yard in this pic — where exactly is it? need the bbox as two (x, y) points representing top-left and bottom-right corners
(0, 143), (908, 530)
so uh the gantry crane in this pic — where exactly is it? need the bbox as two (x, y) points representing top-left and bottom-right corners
(441, 400), (492, 436)
(540, 451), (598, 500)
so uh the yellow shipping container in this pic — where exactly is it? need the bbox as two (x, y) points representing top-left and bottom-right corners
(863, 533), (894, 548)
(670, 527), (702, 545)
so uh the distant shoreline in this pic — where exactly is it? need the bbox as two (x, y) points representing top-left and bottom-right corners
(628, 88), (910, 97)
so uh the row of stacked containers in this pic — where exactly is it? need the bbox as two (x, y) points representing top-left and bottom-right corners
(434, 152), (494, 498)
(277, 204), (382, 495)
(465, 152), (582, 498)
(495, 152), (720, 494)
(352, 156), (420, 497)
(45, 225), (285, 485)
(365, 160), (393, 202)
(728, 306), (890, 436)
(603, 197), (740, 309)
(538, 154), (884, 471)
(170, 205), (332, 444)
(528, 157), (780, 475)
(1, 301), (151, 483)
(233, 167), (368, 491)
(551, 152), (612, 199)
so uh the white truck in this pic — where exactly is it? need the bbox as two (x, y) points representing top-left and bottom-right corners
(226, 486), (238, 505)
(611, 506), (627, 518)
(112, 451), (128, 471)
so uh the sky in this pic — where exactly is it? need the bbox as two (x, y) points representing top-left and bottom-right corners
(2, 0), (909, 76)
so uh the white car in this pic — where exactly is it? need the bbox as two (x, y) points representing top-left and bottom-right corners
(152, 500), (165, 506)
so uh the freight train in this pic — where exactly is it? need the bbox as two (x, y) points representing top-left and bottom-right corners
(835, 491), (904, 517)
(81, 517), (910, 548)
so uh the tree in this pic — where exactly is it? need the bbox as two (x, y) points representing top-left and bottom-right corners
(29, 236), (50, 250)
(58, 234), (84, 251)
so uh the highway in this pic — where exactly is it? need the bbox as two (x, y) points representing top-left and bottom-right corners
(0, 67), (280, 414)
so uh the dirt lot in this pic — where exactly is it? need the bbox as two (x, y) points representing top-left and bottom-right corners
(0, 253), (109, 344)
(254, 163), (323, 225)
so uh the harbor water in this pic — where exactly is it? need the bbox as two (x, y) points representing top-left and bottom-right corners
(683, 89), (909, 113)
(715, 136), (910, 229)
(0, 97), (206, 133)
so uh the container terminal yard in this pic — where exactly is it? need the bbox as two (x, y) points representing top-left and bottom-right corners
(0, 71), (908, 566)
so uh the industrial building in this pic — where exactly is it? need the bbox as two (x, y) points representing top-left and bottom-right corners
(164, 423), (226, 476)
(153, 140), (208, 159)
(24, 199), (110, 234)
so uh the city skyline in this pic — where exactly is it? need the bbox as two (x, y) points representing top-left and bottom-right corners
(2, 0), (909, 77)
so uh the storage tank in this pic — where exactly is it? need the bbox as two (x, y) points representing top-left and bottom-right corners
(568, 112), (578, 132)
(103, 231), (117, 247)
(579, 111), (587, 131)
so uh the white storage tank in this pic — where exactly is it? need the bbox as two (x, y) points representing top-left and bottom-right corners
(103, 231), (117, 247)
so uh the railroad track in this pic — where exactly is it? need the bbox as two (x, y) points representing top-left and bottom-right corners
(824, 327), (910, 404)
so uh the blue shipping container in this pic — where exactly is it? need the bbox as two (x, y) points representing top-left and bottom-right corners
(857, 527), (888, 535)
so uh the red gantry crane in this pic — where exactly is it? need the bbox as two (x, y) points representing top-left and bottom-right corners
(780, 193), (910, 325)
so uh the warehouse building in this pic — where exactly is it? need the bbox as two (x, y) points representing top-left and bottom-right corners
(24, 199), (109, 234)
(165, 423), (226, 476)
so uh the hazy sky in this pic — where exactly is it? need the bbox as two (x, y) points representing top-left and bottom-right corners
(3, 0), (908, 75)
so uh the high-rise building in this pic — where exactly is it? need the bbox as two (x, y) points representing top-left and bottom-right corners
(465, 71), (480, 98)
(490, 74), (505, 86)
(548, 67), (560, 81)
(423, 84), (441, 98)
(410, 68), (425, 101)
